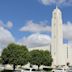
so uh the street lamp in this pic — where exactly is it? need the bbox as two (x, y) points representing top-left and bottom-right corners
(66, 40), (70, 66)
(50, 43), (51, 54)
(67, 40), (68, 59)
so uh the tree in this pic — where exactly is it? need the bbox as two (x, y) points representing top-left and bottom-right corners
(1, 43), (29, 71)
(42, 51), (53, 66)
(29, 50), (53, 70)
(0, 56), (2, 64)
(29, 50), (42, 70)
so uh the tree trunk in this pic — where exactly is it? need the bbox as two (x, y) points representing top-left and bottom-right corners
(13, 64), (16, 72)
(4, 64), (5, 71)
(38, 65), (40, 70)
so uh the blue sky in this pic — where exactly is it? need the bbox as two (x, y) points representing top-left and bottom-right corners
(0, 0), (54, 39)
(0, 0), (72, 50)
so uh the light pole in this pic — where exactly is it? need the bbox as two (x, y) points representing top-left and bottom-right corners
(50, 43), (51, 54)
(67, 40), (68, 59)
(66, 40), (70, 66)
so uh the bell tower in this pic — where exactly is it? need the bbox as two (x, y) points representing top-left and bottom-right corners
(51, 6), (66, 66)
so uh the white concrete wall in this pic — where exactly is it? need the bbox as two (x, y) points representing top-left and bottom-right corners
(28, 45), (50, 52)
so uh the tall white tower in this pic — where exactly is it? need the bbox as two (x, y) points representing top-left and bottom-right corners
(51, 7), (66, 66)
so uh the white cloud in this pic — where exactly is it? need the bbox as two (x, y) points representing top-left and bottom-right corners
(39, 0), (72, 6)
(0, 20), (4, 27)
(20, 20), (51, 33)
(63, 21), (72, 40)
(6, 21), (13, 29)
(18, 33), (51, 48)
(20, 20), (72, 40)
(0, 20), (13, 29)
(39, 0), (55, 5)
(0, 26), (15, 53)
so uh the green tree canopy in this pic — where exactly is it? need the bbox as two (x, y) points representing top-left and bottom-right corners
(29, 50), (53, 70)
(0, 56), (2, 64)
(1, 43), (29, 71)
(42, 51), (53, 66)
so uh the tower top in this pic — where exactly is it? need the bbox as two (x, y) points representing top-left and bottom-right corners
(56, 6), (58, 9)
(53, 6), (61, 14)
(55, 6), (60, 11)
